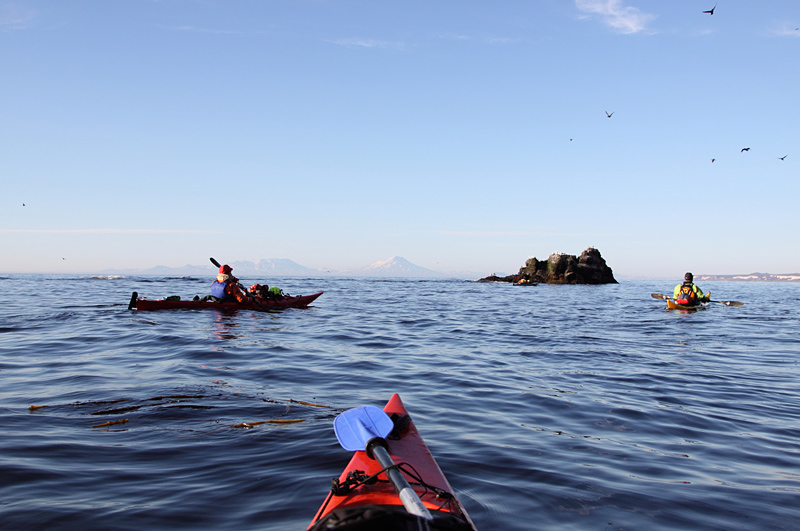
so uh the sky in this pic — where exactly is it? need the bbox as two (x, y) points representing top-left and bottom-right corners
(2, 0), (798, 278)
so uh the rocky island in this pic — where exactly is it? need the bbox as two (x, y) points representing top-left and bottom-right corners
(478, 247), (617, 284)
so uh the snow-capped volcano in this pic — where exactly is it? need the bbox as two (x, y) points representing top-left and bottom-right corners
(347, 256), (443, 277)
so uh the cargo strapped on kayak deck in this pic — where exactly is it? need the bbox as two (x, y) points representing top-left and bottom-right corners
(331, 462), (440, 498)
(324, 461), (467, 521)
(331, 470), (376, 496)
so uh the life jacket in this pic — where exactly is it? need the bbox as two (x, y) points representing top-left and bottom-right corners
(211, 280), (231, 300)
(676, 282), (697, 305)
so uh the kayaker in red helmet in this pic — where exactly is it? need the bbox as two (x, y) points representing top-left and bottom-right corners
(211, 264), (253, 303)
(673, 272), (709, 306)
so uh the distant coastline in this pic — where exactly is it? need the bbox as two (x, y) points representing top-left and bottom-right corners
(696, 273), (800, 282)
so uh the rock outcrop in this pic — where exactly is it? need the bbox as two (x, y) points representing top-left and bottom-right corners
(478, 247), (617, 284)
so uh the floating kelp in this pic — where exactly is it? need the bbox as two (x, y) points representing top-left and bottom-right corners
(231, 419), (306, 428)
(92, 418), (130, 428)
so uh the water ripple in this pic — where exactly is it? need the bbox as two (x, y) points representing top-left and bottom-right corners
(0, 276), (799, 529)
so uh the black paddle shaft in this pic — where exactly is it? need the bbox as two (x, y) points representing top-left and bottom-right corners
(366, 439), (433, 520)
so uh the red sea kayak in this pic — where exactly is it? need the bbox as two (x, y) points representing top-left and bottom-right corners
(667, 299), (709, 311)
(308, 394), (477, 531)
(128, 291), (322, 311)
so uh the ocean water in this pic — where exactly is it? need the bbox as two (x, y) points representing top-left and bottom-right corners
(1, 274), (798, 531)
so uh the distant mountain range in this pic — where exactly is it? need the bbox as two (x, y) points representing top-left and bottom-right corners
(101, 256), (484, 279)
(100, 259), (799, 282)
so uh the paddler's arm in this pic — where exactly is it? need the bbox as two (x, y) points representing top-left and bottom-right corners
(695, 285), (709, 302)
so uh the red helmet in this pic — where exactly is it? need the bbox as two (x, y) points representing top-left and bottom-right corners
(219, 264), (232, 274)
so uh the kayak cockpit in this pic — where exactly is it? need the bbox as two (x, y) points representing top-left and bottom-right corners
(308, 504), (475, 531)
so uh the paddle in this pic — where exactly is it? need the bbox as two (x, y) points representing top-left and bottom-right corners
(650, 293), (743, 307)
(334, 405), (433, 520)
(708, 299), (744, 307)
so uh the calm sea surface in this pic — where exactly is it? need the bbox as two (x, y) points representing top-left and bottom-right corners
(1, 275), (798, 530)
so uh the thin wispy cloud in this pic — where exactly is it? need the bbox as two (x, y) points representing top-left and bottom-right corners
(438, 230), (603, 238)
(326, 38), (405, 50)
(2, 229), (216, 234)
(0, 3), (36, 30)
(770, 23), (800, 37)
(485, 36), (520, 45)
(575, 0), (656, 35)
(161, 25), (260, 35)
(437, 33), (520, 45)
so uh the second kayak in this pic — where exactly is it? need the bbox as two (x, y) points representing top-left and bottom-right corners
(128, 291), (323, 311)
(667, 299), (709, 311)
(308, 394), (477, 531)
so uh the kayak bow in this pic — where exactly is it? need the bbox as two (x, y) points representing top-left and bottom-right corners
(308, 394), (477, 531)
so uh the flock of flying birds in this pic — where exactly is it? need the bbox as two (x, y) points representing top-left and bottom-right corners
(600, 108), (789, 164)
(19, 2), (795, 240)
(702, 3), (790, 162)
(586, 4), (792, 165)
(709, 152), (789, 164)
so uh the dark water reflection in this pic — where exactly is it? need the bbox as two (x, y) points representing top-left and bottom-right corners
(1, 275), (798, 530)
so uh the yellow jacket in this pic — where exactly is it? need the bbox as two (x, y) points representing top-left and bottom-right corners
(673, 282), (708, 303)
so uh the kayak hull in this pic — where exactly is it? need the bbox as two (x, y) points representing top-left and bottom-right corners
(128, 291), (322, 311)
(667, 299), (709, 311)
(308, 394), (476, 530)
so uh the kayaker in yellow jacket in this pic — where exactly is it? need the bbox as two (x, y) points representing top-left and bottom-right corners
(673, 272), (709, 306)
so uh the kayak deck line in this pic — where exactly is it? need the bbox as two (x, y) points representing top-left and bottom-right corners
(308, 394), (477, 531)
(128, 291), (323, 311)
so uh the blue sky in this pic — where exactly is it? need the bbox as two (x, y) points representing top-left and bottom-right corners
(2, 1), (798, 278)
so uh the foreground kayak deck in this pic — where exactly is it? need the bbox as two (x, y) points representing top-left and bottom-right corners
(667, 299), (709, 311)
(308, 394), (477, 531)
(128, 291), (322, 311)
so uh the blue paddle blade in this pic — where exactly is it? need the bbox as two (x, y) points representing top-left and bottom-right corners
(334, 405), (394, 451)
